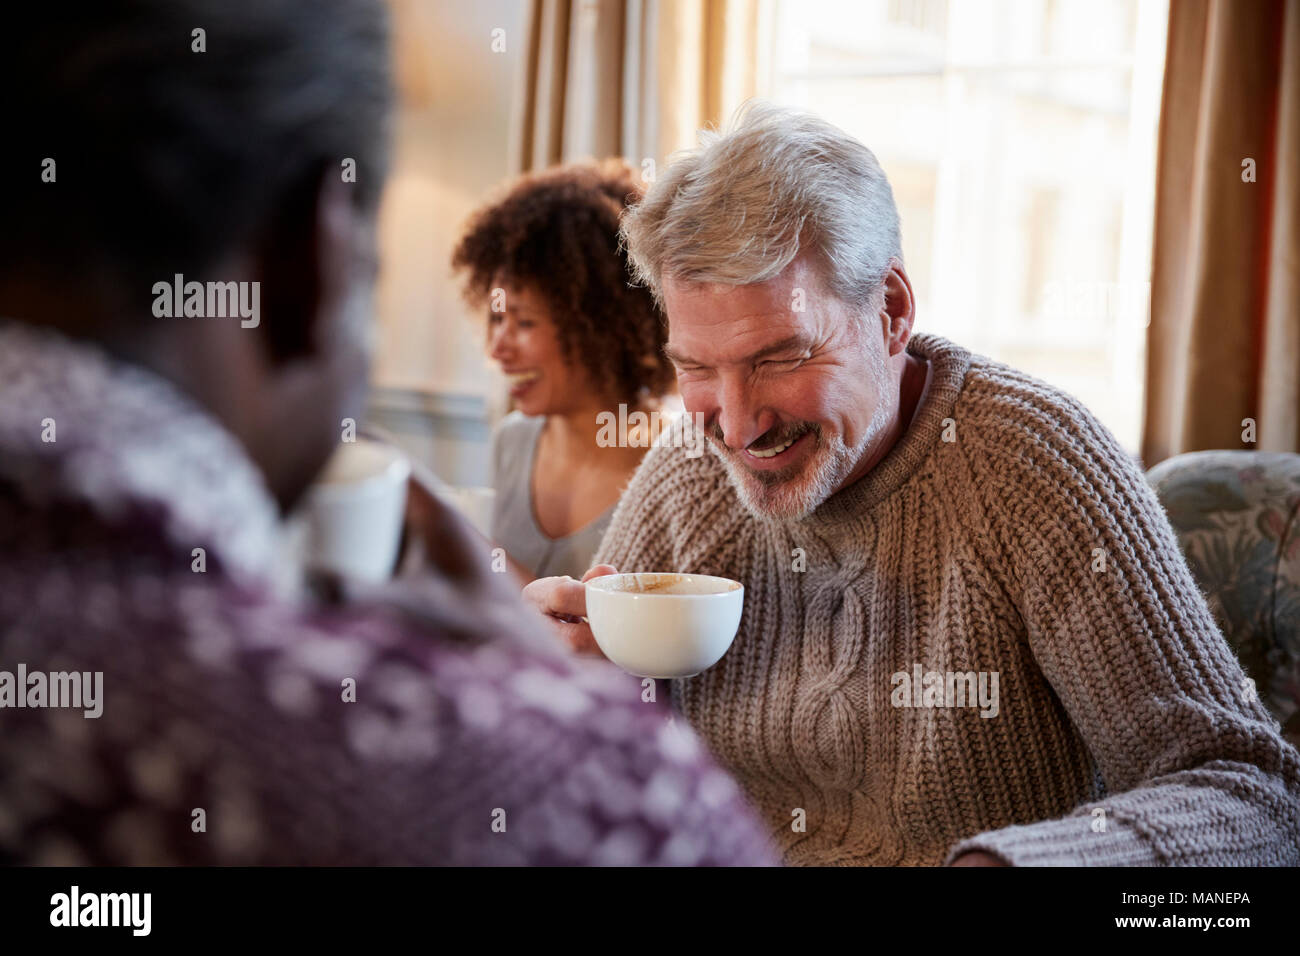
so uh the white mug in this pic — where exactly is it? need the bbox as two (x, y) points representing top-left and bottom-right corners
(584, 572), (744, 679)
(296, 439), (411, 583)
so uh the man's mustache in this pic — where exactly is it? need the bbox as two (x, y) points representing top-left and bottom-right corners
(706, 421), (817, 452)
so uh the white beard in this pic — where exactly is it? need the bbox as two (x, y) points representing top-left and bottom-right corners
(711, 345), (896, 522)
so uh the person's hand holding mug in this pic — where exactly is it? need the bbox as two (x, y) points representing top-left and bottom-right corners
(522, 565), (619, 658)
(383, 472), (551, 640)
(313, 466), (542, 646)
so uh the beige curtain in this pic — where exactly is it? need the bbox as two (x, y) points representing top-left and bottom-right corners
(1144, 0), (1300, 466)
(508, 0), (771, 175)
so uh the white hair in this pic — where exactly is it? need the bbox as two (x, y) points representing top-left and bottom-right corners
(621, 100), (902, 310)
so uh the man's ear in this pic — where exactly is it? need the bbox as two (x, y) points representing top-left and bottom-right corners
(880, 257), (916, 357)
(253, 162), (358, 365)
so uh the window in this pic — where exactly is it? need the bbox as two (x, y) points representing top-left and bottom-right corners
(768, 0), (1169, 452)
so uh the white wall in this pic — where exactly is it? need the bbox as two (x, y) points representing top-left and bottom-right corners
(369, 0), (527, 486)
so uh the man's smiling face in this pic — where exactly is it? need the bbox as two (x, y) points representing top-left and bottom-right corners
(662, 254), (900, 521)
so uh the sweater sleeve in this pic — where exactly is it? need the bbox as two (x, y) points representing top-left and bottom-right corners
(946, 383), (1300, 866)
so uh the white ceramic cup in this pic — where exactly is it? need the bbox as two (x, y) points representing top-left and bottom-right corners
(299, 439), (411, 583)
(584, 572), (744, 679)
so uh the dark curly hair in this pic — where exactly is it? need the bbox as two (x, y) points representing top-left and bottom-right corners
(451, 159), (674, 408)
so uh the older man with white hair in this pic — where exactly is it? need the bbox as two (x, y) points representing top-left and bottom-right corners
(524, 102), (1300, 866)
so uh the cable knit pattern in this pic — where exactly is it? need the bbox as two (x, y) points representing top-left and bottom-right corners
(594, 331), (1300, 866)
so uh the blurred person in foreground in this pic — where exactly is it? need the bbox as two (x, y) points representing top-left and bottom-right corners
(452, 161), (678, 581)
(524, 102), (1300, 866)
(0, 0), (776, 866)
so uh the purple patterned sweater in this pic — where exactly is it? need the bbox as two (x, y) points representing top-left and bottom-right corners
(0, 320), (778, 865)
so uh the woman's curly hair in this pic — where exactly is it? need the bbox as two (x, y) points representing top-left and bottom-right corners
(451, 159), (674, 408)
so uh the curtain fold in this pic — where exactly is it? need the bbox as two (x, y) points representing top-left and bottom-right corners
(1144, 0), (1300, 466)
(508, 0), (769, 176)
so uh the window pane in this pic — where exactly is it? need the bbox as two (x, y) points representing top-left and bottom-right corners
(769, 0), (1168, 454)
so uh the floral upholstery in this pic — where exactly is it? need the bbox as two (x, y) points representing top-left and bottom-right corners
(1147, 451), (1300, 747)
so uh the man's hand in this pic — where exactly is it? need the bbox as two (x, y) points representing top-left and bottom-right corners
(522, 564), (619, 657)
(948, 850), (1010, 867)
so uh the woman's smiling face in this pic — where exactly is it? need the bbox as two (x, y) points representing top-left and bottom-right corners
(662, 254), (909, 521)
(486, 281), (599, 417)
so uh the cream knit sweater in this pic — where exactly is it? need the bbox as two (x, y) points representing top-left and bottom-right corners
(594, 332), (1300, 866)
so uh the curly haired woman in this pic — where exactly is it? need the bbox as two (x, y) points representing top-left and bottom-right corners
(452, 160), (676, 581)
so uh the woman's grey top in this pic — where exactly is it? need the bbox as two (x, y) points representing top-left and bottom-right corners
(489, 411), (616, 580)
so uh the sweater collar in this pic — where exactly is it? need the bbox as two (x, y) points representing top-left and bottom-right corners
(0, 318), (287, 589)
(801, 331), (972, 526)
